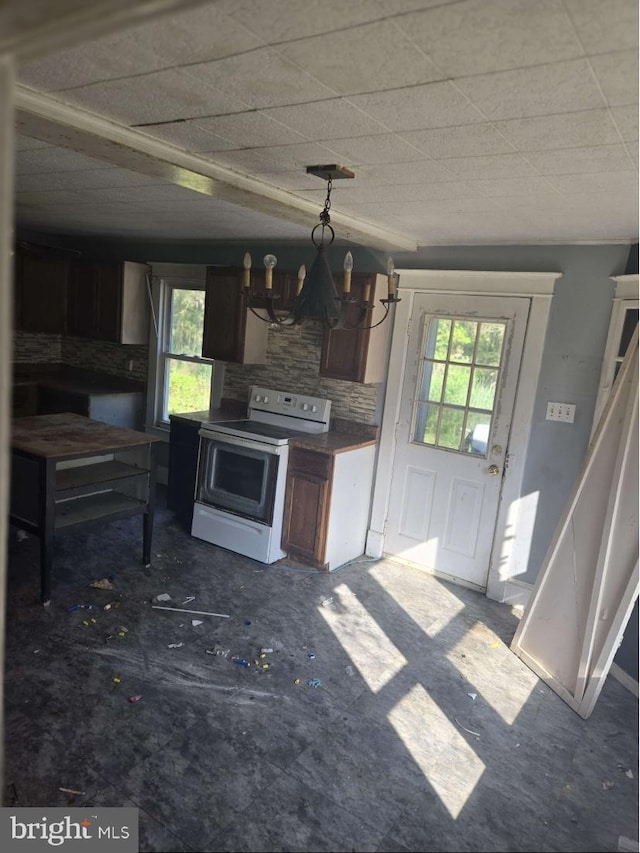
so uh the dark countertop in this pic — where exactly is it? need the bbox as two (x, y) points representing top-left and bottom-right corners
(12, 412), (161, 459)
(13, 364), (145, 395)
(289, 431), (377, 454)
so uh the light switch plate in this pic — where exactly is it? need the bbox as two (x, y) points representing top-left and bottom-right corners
(546, 402), (576, 423)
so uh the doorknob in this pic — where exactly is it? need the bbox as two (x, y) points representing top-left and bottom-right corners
(487, 464), (500, 476)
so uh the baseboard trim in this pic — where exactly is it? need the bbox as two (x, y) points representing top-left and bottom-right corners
(609, 663), (639, 698)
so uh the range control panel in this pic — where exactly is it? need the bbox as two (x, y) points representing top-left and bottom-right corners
(249, 386), (331, 425)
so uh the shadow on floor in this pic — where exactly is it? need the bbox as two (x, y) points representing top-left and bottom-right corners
(4, 491), (639, 852)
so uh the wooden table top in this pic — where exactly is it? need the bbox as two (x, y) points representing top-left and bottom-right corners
(11, 412), (162, 459)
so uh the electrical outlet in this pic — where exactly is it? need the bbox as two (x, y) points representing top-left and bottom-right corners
(546, 402), (576, 423)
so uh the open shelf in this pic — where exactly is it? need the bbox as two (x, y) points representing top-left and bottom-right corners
(56, 460), (148, 495)
(55, 491), (147, 530)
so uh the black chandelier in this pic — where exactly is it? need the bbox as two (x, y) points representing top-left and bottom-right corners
(243, 165), (400, 330)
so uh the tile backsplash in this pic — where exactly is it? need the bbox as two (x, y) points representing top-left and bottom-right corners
(13, 331), (148, 383)
(223, 321), (381, 425)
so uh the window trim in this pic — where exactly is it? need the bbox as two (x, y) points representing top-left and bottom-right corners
(145, 265), (223, 436)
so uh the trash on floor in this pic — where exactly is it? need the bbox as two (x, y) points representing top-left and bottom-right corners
(454, 718), (480, 738)
(345, 665), (354, 676)
(103, 601), (121, 611)
(167, 642), (184, 649)
(293, 678), (301, 685)
(233, 658), (250, 667)
(127, 695), (142, 703)
(206, 645), (230, 657)
(58, 787), (84, 796)
(117, 626), (128, 638)
(602, 779), (616, 790)
(321, 597), (333, 607)
(307, 678), (322, 688)
(112, 677), (121, 684)
(152, 605), (229, 618)
(67, 604), (93, 612)
(191, 620), (203, 627)
(90, 578), (115, 590)
(182, 596), (196, 604)
(468, 692), (478, 700)
(307, 652), (316, 659)
(155, 593), (172, 602)
(260, 648), (273, 653)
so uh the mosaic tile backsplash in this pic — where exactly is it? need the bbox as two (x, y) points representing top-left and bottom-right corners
(223, 321), (381, 425)
(13, 331), (148, 383)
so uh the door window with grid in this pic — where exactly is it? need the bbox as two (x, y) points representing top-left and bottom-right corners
(413, 316), (506, 457)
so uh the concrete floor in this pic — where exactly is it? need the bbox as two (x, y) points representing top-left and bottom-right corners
(4, 493), (639, 852)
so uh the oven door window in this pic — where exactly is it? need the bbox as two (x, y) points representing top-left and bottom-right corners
(197, 438), (279, 524)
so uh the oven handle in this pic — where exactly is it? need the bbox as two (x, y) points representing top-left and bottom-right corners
(198, 428), (286, 455)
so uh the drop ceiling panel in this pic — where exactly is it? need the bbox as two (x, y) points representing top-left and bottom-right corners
(56, 68), (248, 125)
(524, 145), (635, 175)
(564, 0), (638, 55)
(17, 166), (162, 192)
(183, 48), (335, 109)
(456, 59), (606, 120)
(493, 109), (623, 151)
(282, 21), (442, 95)
(16, 146), (115, 175)
(544, 170), (638, 195)
(347, 83), (486, 132)
(193, 112), (309, 148)
(589, 50), (639, 107)
(319, 134), (426, 166)
(437, 153), (540, 179)
(395, 0), (584, 78)
(399, 124), (517, 159)
(260, 99), (389, 141)
(610, 106), (639, 141)
(135, 120), (239, 153)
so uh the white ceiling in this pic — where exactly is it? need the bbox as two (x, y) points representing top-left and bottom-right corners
(12, 0), (640, 249)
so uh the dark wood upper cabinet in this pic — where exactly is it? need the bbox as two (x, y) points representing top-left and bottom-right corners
(202, 266), (268, 363)
(67, 261), (149, 344)
(18, 251), (69, 334)
(320, 272), (391, 383)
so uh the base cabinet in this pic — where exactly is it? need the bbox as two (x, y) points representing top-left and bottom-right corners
(282, 443), (376, 570)
(168, 417), (201, 529)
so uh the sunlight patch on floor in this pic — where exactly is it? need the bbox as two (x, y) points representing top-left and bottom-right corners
(318, 582), (407, 692)
(388, 683), (485, 819)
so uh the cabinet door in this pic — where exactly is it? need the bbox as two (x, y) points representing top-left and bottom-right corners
(67, 264), (97, 337)
(95, 264), (123, 342)
(319, 273), (375, 382)
(20, 254), (69, 334)
(282, 449), (332, 566)
(202, 267), (247, 362)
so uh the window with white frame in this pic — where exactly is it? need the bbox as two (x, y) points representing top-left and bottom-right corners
(148, 268), (219, 428)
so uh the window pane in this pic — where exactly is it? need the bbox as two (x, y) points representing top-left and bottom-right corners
(165, 358), (212, 418)
(450, 320), (477, 363)
(470, 367), (498, 409)
(414, 402), (438, 445)
(169, 289), (206, 357)
(618, 308), (639, 357)
(444, 364), (471, 405)
(438, 407), (464, 450)
(463, 412), (492, 456)
(418, 361), (445, 402)
(424, 318), (451, 361)
(476, 323), (505, 366)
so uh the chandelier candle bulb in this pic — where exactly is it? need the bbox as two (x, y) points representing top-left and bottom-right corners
(343, 251), (353, 294)
(387, 256), (396, 296)
(363, 282), (372, 304)
(297, 264), (306, 295)
(243, 252), (252, 290)
(263, 254), (277, 290)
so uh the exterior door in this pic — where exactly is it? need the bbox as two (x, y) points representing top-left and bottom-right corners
(385, 293), (529, 590)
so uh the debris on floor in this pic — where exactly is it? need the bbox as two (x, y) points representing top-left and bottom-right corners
(191, 620), (203, 627)
(103, 600), (121, 611)
(206, 645), (230, 657)
(90, 578), (115, 590)
(454, 718), (480, 738)
(127, 695), (142, 703)
(152, 605), (229, 618)
(155, 593), (172, 602)
(182, 596), (196, 604)
(167, 642), (184, 649)
(307, 678), (322, 688)
(58, 787), (84, 796)
(602, 779), (616, 790)
(468, 692), (477, 700)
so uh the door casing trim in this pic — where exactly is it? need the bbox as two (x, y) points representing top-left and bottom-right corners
(367, 269), (561, 603)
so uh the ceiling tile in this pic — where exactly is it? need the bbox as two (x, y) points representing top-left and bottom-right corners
(220, 141), (341, 171)
(251, 170), (322, 190)
(353, 160), (463, 184)
(564, 0), (638, 55)
(137, 120), (239, 152)
(261, 99), (388, 141)
(214, 0), (386, 42)
(16, 146), (114, 175)
(465, 176), (557, 196)
(16, 189), (97, 207)
(456, 59), (606, 119)
(437, 153), (539, 179)
(58, 68), (248, 125)
(15, 135), (51, 151)
(524, 144), (635, 175)
(399, 123), (516, 158)
(396, 0), (584, 77)
(201, 148), (283, 172)
(183, 48), (335, 109)
(319, 134), (425, 165)
(545, 170), (638, 195)
(589, 50), (639, 107)
(194, 112), (308, 148)
(610, 105), (639, 141)
(348, 81), (485, 131)
(378, 0), (460, 11)
(282, 21), (442, 96)
(493, 109), (622, 150)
